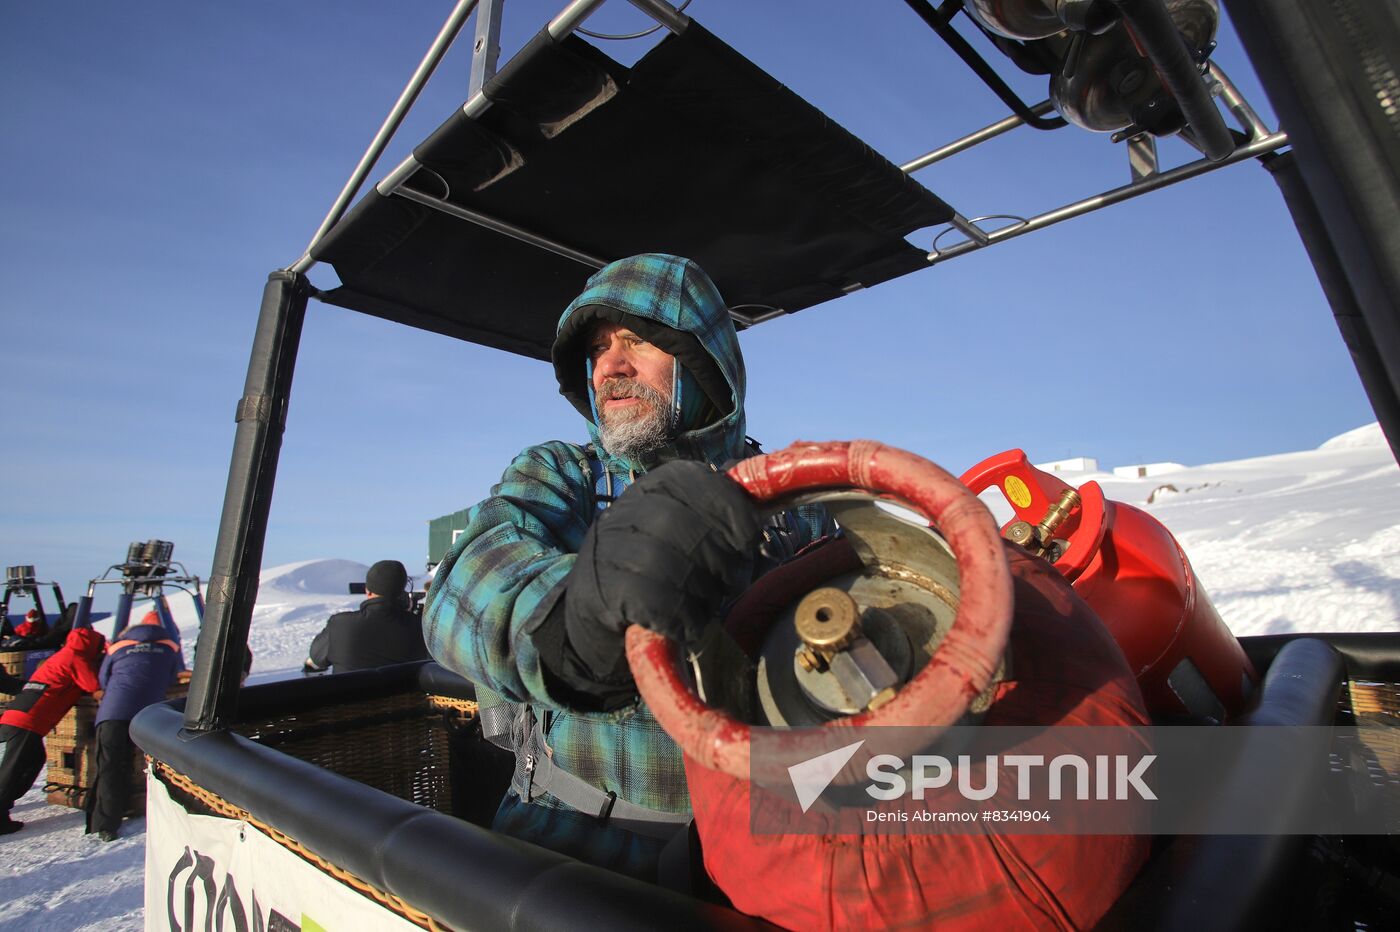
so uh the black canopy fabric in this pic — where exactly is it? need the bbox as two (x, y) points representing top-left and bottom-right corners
(312, 21), (954, 361)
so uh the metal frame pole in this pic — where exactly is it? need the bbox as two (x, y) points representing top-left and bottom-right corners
(900, 0), (1067, 131)
(469, 0), (505, 96)
(289, 0), (481, 274)
(624, 0), (688, 33)
(1208, 62), (1272, 142)
(1107, 0), (1234, 160)
(71, 595), (93, 631)
(548, 0), (609, 39)
(113, 592), (133, 639)
(154, 595), (182, 649)
(184, 272), (311, 733)
(928, 132), (1287, 262)
(901, 101), (1059, 174)
(394, 186), (607, 268)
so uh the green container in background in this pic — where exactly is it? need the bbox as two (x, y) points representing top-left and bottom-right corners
(427, 508), (474, 566)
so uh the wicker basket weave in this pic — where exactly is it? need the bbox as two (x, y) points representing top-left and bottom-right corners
(1339, 680), (1400, 834)
(231, 691), (478, 814)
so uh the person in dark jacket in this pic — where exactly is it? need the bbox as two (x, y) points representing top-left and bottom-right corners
(0, 625), (106, 834)
(86, 611), (181, 841)
(303, 560), (428, 674)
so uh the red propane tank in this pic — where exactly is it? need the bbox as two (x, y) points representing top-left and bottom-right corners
(960, 449), (1257, 721)
(627, 441), (1151, 931)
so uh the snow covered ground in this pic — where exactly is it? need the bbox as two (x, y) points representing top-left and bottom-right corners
(1087, 421), (1397, 638)
(1, 425), (1396, 930)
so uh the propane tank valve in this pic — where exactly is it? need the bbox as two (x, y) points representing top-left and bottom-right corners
(1006, 487), (1081, 560)
(794, 588), (900, 711)
(1039, 487), (1081, 540)
(794, 587), (861, 663)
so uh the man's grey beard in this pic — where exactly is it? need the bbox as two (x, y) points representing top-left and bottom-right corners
(596, 377), (674, 459)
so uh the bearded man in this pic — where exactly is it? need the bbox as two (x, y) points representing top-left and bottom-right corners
(424, 253), (830, 880)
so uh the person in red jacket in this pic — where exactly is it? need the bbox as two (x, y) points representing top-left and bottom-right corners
(0, 626), (106, 834)
(14, 610), (48, 640)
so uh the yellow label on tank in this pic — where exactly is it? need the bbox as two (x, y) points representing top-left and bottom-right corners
(1004, 476), (1033, 509)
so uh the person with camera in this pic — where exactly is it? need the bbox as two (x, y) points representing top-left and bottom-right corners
(303, 560), (429, 674)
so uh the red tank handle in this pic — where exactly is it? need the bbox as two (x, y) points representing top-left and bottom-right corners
(959, 449), (1108, 582)
(625, 440), (1014, 783)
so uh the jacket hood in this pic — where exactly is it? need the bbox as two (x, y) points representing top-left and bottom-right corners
(551, 253), (747, 472)
(66, 626), (106, 658)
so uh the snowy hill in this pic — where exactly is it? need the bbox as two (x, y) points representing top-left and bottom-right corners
(259, 558), (370, 596)
(244, 559), (367, 679)
(1319, 421), (1387, 450)
(1100, 424), (1395, 636)
(972, 423), (1399, 638)
(1, 425), (1396, 929)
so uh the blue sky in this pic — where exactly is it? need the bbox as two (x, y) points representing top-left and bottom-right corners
(1, 0), (1376, 605)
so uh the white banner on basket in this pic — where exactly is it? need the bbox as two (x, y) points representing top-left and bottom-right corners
(144, 771), (424, 932)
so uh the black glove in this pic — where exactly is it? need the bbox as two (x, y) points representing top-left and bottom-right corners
(541, 460), (762, 707)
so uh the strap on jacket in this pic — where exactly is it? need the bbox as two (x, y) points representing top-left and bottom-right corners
(479, 700), (690, 840)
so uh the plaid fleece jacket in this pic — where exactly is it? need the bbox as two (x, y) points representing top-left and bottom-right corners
(423, 255), (827, 869)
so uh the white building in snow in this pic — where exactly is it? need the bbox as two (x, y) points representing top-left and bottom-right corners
(1033, 456), (1099, 474)
(1112, 462), (1186, 478)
